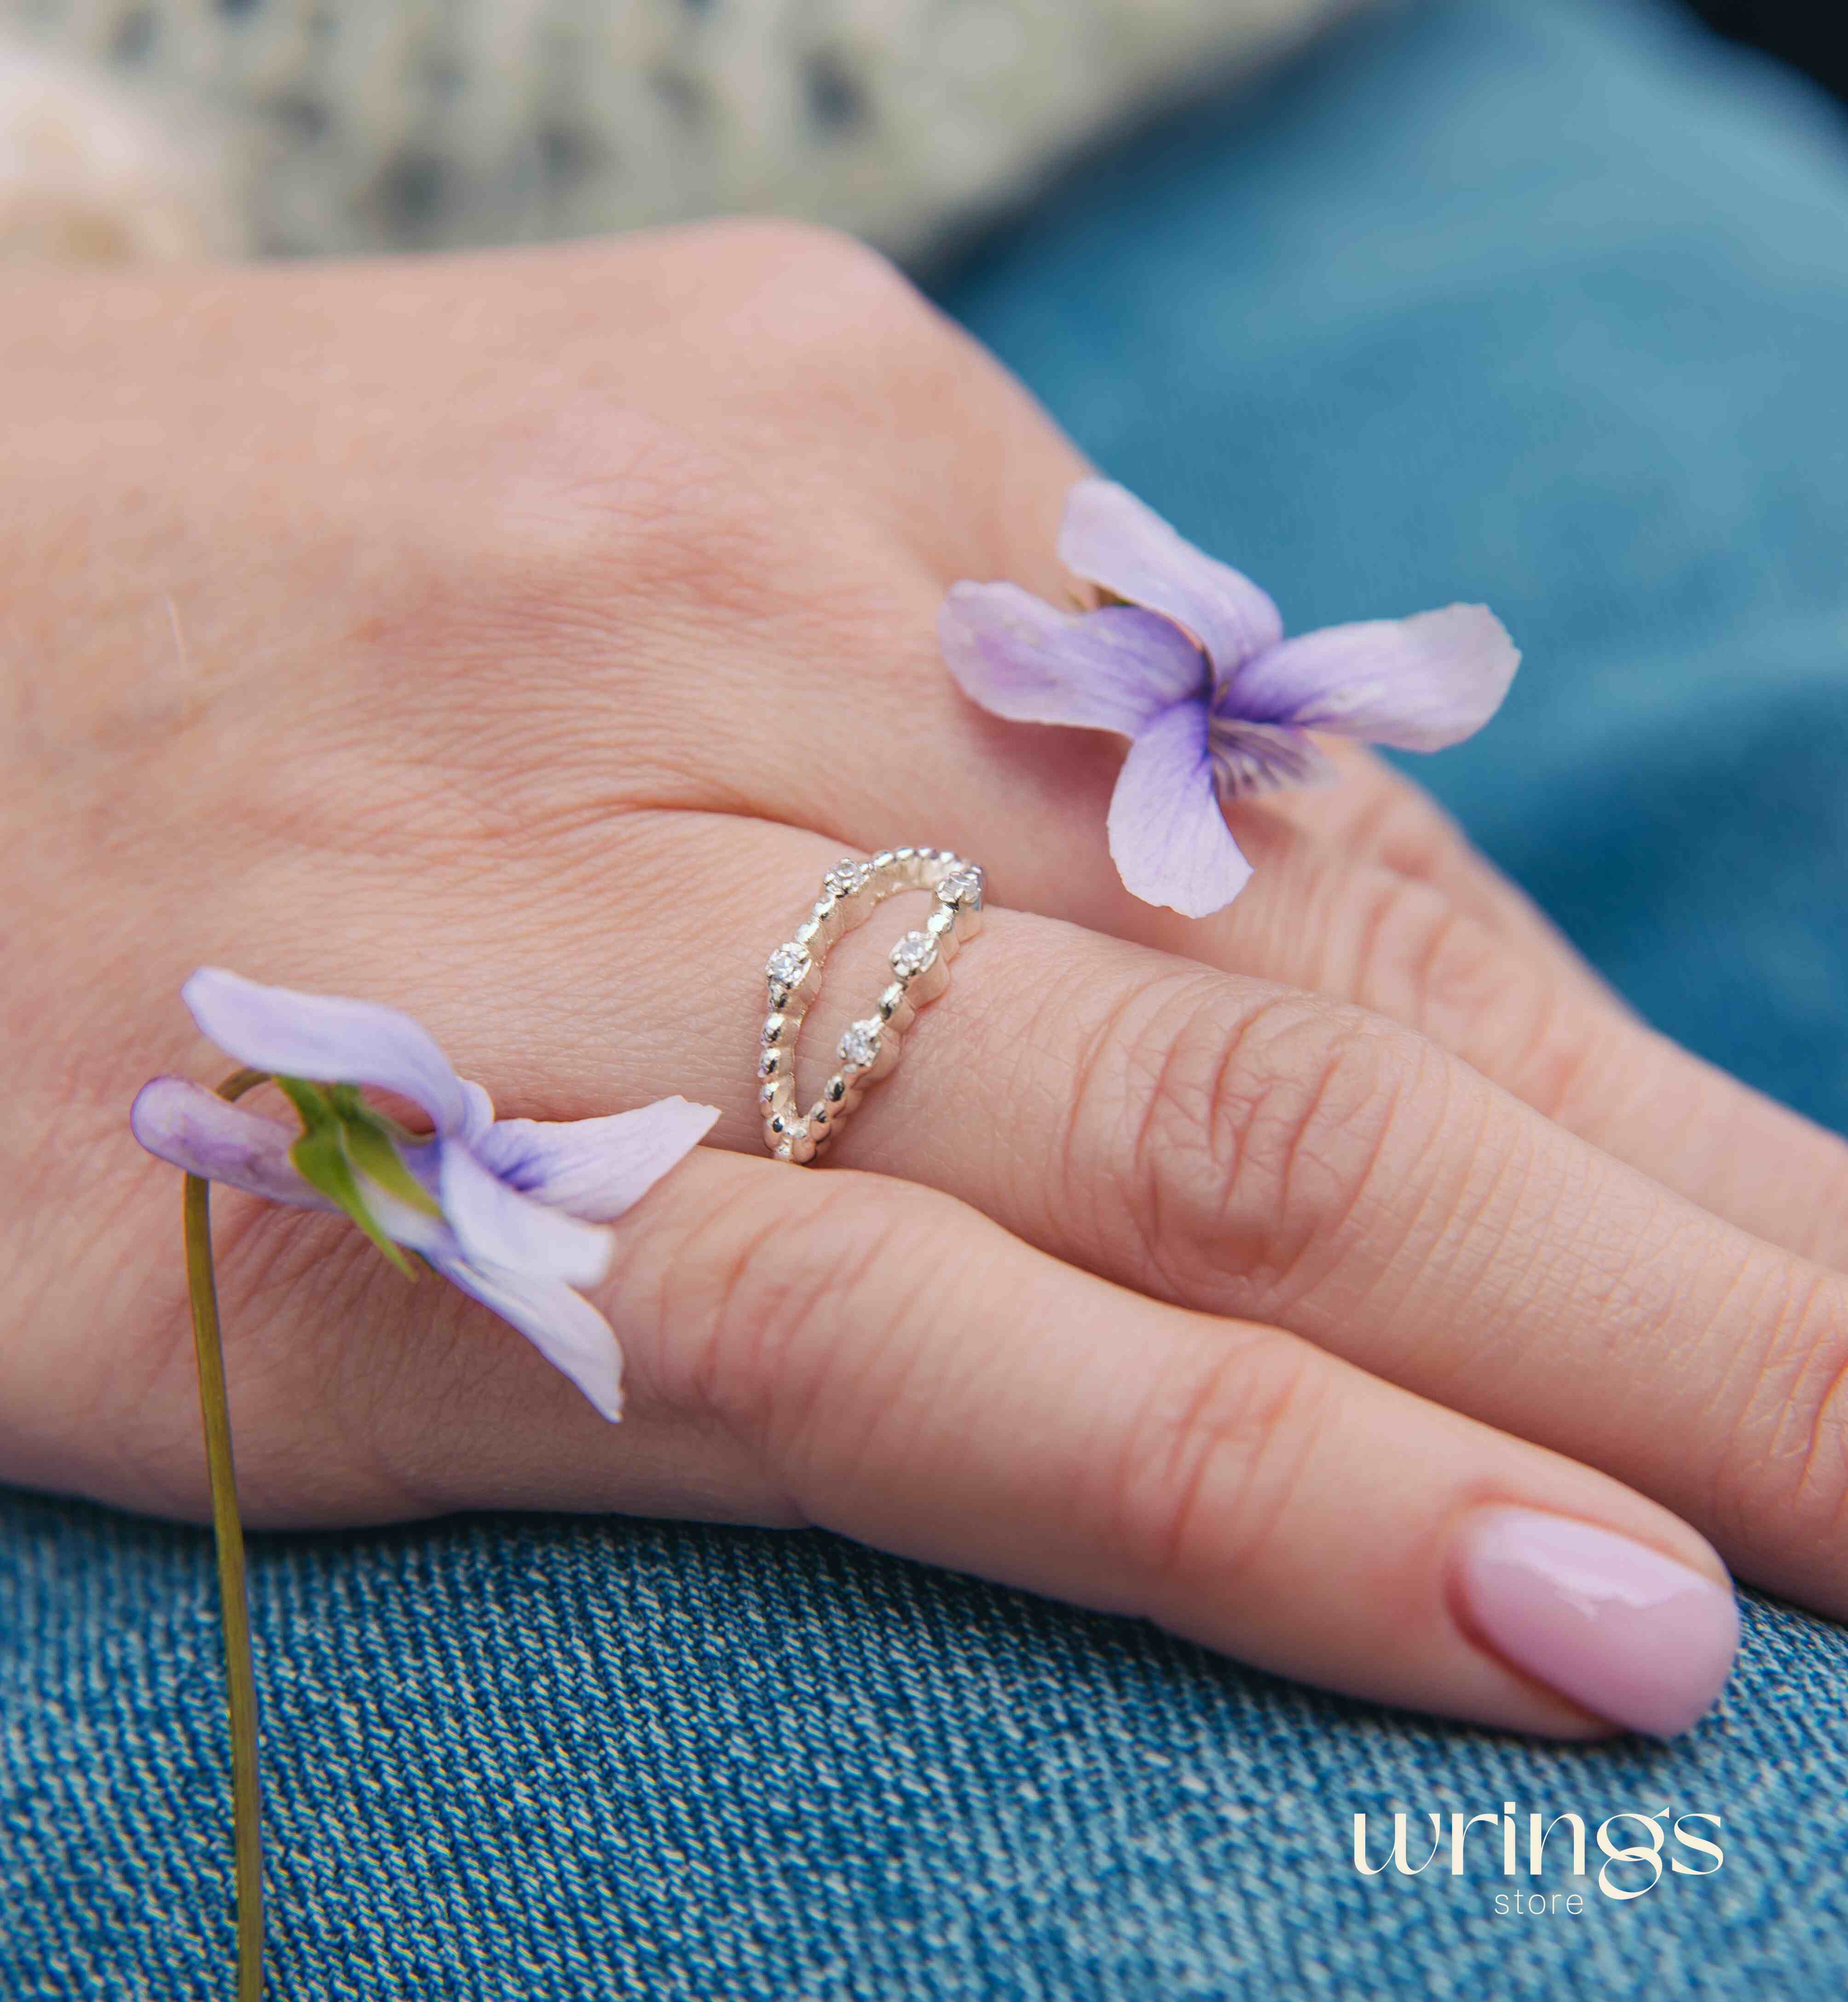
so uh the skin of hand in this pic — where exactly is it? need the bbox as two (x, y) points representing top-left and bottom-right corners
(5, 222), (1847, 1740)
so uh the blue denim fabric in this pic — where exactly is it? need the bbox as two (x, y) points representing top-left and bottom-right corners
(6, 0), (1848, 1996)
(2, 1501), (1846, 1998)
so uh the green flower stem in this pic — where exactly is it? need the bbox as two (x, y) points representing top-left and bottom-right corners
(184, 1065), (271, 2002)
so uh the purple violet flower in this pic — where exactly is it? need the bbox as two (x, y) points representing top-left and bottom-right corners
(131, 969), (720, 1419)
(939, 480), (1520, 917)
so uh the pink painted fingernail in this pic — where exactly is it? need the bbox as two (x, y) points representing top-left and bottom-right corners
(1454, 1508), (1739, 1737)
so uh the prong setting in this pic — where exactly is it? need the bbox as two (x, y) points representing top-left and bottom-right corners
(755, 847), (988, 1162)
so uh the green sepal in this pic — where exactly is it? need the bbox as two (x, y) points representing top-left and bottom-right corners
(276, 1076), (421, 1279)
(341, 1116), (444, 1222)
(324, 1081), (445, 1221)
(274, 1074), (335, 1136)
(327, 1083), (423, 1149)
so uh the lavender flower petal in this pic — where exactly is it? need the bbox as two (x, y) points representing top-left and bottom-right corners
(437, 1140), (614, 1288)
(940, 584), (1207, 736)
(1222, 605), (1520, 751)
(456, 1079), (497, 1143)
(1057, 480), (1284, 672)
(130, 1077), (332, 1209)
(1107, 703), (1255, 918)
(1207, 717), (1338, 800)
(183, 968), (473, 1134)
(475, 1097), (721, 1222)
(356, 1168), (456, 1262)
(429, 1252), (625, 1421)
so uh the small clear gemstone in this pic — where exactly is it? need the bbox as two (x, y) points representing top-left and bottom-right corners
(891, 931), (936, 978)
(766, 942), (810, 987)
(824, 860), (871, 897)
(838, 1019), (881, 1069)
(937, 867), (984, 911)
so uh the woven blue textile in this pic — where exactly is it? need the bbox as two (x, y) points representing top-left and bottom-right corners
(6, 1), (1846, 1995)
(4, 1504), (1846, 1998)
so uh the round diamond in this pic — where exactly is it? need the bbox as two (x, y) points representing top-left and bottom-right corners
(890, 931), (936, 978)
(825, 860), (872, 896)
(838, 1019), (881, 1069)
(937, 867), (984, 911)
(766, 942), (810, 987)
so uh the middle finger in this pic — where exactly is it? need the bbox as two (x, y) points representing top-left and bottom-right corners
(548, 524), (1848, 1278)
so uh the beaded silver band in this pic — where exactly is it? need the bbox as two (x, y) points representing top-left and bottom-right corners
(758, 847), (986, 1164)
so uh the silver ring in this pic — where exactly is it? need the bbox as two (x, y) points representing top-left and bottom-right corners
(757, 847), (986, 1163)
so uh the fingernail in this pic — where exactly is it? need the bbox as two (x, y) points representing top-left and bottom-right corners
(1454, 1508), (1739, 1737)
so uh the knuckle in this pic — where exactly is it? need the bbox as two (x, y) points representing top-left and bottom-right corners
(654, 1175), (924, 1457)
(1339, 772), (1485, 902)
(706, 216), (948, 368)
(1352, 871), (1606, 1121)
(1737, 1269), (1848, 1554)
(698, 214), (909, 293)
(777, 227), (934, 337)
(1078, 978), (1411, 1304)
(1099, 1326), (1329, 1597)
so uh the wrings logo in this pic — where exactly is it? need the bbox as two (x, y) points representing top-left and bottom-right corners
(1352, 1803), (1723, 1906)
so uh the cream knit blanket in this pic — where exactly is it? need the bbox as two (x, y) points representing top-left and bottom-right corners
(2, 0), (1361, 263)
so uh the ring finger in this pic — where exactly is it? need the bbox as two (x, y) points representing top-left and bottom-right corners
(560, 812), (1848, 1620)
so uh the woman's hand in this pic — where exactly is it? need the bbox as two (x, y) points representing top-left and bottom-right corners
(6, 225), (1845, 1736)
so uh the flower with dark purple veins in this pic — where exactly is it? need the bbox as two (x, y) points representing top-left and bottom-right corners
(131, 968), (719, 1419)
(939, 480), (1520, 917)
